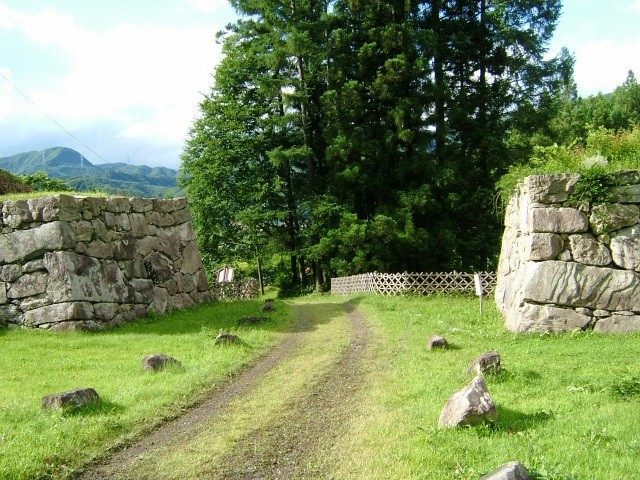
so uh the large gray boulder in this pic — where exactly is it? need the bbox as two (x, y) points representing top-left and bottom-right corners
(42, 388), (100, 410)
(594, 313), (640, 334)
(6, 272), (48, 299)
(0, 304), (19, 325)
(44, 252), (130, 303)
(142, 353), (182, 371)
(508, 303), (593, 333)
(610, 226), (640, 271)
(524, 173), (580, 203)
(438, 376), (497, 428)
(0, 221), (75, 265)
(525, 233), (564, 261)
(480, 461), (532, 480)
(527, 207), (588, 234)
(609, 184), (640, 203)
(590, 203), (639, 235)
(23, 302), (93, 328)
(568, 233), (612, 266)
(521, 261), (640, 312)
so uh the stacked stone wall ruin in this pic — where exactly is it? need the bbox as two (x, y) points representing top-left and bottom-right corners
(496, 171), (640, 334)
(0, 195), (210, 331)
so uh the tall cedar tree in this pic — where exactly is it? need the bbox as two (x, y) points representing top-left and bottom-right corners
(181, 0), (565, 288)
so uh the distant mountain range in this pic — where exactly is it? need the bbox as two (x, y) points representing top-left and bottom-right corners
(0, 147), (180, 198)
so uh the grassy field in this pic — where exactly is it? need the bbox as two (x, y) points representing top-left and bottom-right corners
(0, 300), (290, 480)
(0, 191), (106, 202)
(1, 295), (639, 479)
(320, 295), (640, 480)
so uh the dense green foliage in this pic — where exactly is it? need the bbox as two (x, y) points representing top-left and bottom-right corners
(497, 67), (640, 201)
(0, 147), (179, 198)
(552, 70), (640, 145)
(181, 0), (566, 290)
(498, 120), (640, 203)
(19, 172), (70, 192)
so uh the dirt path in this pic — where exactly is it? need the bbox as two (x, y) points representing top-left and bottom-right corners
(76, 301), (371, 479)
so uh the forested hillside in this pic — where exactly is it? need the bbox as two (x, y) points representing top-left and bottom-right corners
(0, 147), (179, 198)
(179, 0), (574, 292)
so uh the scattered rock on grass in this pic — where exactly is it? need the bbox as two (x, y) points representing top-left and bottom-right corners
(467, 351), (501, 376)
(262, 302), (276, 313)
(438, 375), (497, 428)
(142, 353), (182, 372)
(479, 461), (532, 480)
(238, 316), (268, 325)
(428, 335), (448, 350)
(215, 331), (241, 345)
(42, 388), (100, 410)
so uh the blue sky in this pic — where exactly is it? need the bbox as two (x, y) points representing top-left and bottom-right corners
(1, 1), (639, 170)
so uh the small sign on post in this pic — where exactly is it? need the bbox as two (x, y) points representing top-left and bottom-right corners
(216, 266), (235, 283)
(474, 274), (484, 316)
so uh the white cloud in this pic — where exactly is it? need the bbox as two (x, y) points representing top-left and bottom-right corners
(573, 36), (640, 95)
(0, 68), (18, 121)
(0, 3), (222, 163)
(185, 0), (227, 14)
(0, 4), (83, 49)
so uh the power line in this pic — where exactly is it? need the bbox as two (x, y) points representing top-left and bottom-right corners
(0, 71), (111, 164)
(0, 71), (162, 191)
(0, 71), (153, 190)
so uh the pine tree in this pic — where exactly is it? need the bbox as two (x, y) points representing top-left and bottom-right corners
(182, 0), (567, 286)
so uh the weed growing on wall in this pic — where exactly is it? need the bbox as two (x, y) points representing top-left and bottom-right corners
(497, 125), (640, 203)
(567, 168), (617, 204)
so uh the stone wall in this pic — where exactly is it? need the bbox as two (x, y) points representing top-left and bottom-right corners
(0, 195), (210, 331)
(496, 171), (640, 334)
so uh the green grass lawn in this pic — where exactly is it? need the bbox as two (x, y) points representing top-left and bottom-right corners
(2, 295), (639, 479)
(0, 300), (290, 480)
(321, 295), (640, 480)
(0, 191), (107, 202)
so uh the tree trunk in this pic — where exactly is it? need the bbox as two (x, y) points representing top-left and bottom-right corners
(432, 0), (446, 164)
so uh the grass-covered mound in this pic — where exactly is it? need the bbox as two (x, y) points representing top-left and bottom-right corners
(0, 168), (31, 195)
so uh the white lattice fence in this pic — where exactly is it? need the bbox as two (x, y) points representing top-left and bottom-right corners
(331, 272), (497, 296)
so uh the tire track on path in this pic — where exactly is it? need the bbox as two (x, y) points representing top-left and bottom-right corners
(76, 300), (371, 480)
(76, 311), (315, 479)
(213, 302), (371, 479)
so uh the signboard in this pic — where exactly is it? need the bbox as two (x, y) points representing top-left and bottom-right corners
(216, 266), (234, 283)
(474, 274), (484, 316)
(473, 274), (483, 297)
